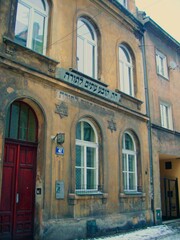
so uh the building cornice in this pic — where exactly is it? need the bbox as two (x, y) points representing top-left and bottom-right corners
(90, 0), (145, 36)
(143, 17), (180, 52)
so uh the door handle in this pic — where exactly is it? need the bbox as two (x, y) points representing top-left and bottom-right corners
(16, 193), (19, 203)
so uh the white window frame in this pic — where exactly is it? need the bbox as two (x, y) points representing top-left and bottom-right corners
(122, 132), (137, 192)
(77, 18), (98, 79)
(75, 119), (99, 193)
(160, 102), (173, 130)
(119, 45), (134, 96)
(15, 0), (48, 54)
(156, 50), (168, 79)
(117, 0), (127, 8)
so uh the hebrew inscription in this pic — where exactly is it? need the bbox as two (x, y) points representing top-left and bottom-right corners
(56, 68), (121, 103)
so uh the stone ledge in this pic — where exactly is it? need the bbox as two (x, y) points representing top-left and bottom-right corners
(68, 192), (108, 205)
(119, 192), (146, 199)
(115, 89), (143, 110)
(3, 36), (59, 77)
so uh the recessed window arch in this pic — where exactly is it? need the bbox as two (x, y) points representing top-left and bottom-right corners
(117, 0), (127, 8)
(122, 131), (141, 192)
(77, 17), (98, 79)
(5, 101), (38, 142)
(15, 0), (49, 54)
(119, 44), (134, 96)
(75, 119), (99, 192)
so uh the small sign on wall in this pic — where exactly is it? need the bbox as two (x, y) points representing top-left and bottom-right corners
(55, 180), (64, 199)
(55, 146), (64, 155)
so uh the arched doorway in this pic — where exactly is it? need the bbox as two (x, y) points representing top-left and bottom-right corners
(0, 101), (38, 239)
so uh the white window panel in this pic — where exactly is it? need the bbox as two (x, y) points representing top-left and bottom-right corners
(75, 120), (99, 192)
(77, 18), (97, 79)
(119, 45), (134, 96)
(160, 103), (173, 130)
(15, 0), (48, 55)
(122, 132), (137, 192)
(156, 50), (168, 79)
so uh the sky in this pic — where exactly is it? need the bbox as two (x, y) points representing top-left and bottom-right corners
(135, 0), (180, 43)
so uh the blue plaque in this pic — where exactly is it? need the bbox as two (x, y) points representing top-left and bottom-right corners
(55, 146), (64, 155)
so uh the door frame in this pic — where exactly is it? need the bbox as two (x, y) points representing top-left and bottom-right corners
(161, 177), (180, 220)
(0, 98), (46, 239)
(0, 139), (38, 239)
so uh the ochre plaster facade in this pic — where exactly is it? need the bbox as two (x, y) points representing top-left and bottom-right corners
(0, 1), (155, 239)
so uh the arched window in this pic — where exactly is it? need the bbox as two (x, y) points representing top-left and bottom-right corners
(5, 101), (38, 142)
(122, 132), (137, 192)
(15, 0), (49, 54)
(117, 0), (127, 8)
(75, 119), (99, 192)
(119, 45), (134, 96)
(77, 18), (97, 79)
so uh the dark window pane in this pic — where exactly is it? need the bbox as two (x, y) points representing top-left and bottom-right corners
(123, 172), (127, 190)
(15, 3), (30, 47)
(9, 103), (20, 139)
(28, 109), (36, 141)
(6, 101), (37, 142)
(5, 107), (10, 138)
(87, 147), (95, 167)
(87, 169), (95, 189)
(76, 122), (81, 139)
(129, 173), (135, 190)
(19, 104), (28, 140)
(32, 13), (45, 54)
(84, 122), (95, 142)
(76, 145), (84, 167)
(128, 154), (135, 172)
(76, 168), (84, 190)
(122, 153), (127, 171)
(125, 133), (134, 150)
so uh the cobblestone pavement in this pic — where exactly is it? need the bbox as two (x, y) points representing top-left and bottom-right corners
(90, 220), (180, 240)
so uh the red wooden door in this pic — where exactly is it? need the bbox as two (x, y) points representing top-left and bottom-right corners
(0, 141), (37, 239)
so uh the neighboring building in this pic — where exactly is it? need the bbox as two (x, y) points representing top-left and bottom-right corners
(0, 0), (165, 240)
(139, 13), (180, 222)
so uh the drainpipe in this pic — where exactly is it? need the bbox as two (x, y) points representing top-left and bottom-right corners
(140, 34), (155, 225)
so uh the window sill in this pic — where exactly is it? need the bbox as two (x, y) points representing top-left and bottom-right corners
(68, 192), (108, 205)
(157, 73), (169, 81)
(152, 124), (174, 134)
(119, 192), (146, 198)
(75, 190), (103, 196)
(115, 89), (143, 110)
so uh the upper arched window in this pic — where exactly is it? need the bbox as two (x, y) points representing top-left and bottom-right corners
(119, 45), (134, 96)
(117, 0), (127, 8)
(122, 132), (137, 192)
(5, 101), (38, 142)
(77, 18), (97, 79)
(75, 119), (99, 192)
(15, 0), (49, 54)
